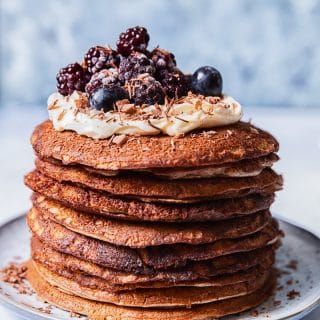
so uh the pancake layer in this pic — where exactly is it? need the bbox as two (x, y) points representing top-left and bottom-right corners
(25, 173), (275, 222)
(31, 120), (279, 170)
(27, 207), (281, 272)
(34, 158), (283, 202)
(34, 261), (270, 307)
(41, 152), (279, 179)
(27, 261), (276, 320)
(31, 237), (276, 286)
(32, 195), (271, 247)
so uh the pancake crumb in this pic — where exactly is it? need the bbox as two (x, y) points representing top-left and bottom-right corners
(250, 309), (259, 316)
(0, 262), (33, 295)
(287, 290), (300, 300)
(70, 311), (82, 318)
(286, 259), (298, 270)
(38, 306), (53, 314)
(273, 300), (281, 307)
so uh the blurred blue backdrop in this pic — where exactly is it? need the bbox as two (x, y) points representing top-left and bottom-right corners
(1, 0), (320, 108)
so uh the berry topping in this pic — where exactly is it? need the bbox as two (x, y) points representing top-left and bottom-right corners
(119, 52), (155, 83)
(117, 26), (150, 56)
(84, 46), (119, 75)
(85, 69), (119, 96)
(56, 63), (86, 96)
(191, 66), (223, 96)
(160, 70), (190, 98)
(150, 47), (176, 72)
(89, 86), (128, 112)
(127, 75), (165, 106)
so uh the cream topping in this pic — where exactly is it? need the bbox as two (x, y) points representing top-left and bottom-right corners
(48, 91), (243, 139)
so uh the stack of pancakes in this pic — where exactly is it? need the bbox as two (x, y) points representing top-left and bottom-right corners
(25, 120), (283, 319)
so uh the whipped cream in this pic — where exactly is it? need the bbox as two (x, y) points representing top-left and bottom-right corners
(48, 91), (243, 139)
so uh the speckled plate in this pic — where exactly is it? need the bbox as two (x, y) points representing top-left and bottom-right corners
(0, 215), (319, 320)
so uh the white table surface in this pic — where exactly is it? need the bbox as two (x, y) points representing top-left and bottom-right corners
(0, 105), (319, 319)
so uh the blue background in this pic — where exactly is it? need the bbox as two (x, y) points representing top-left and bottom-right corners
(1, 0), (320, 108)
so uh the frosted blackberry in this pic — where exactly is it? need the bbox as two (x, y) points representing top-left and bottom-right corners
(151, 47), (176, 73)
(84, 46), (119, 75)
(128, 75), (164, 105)
(161, 70), (190, 98)
(56, 62), (86, 96)
(85, 69), (120, 96)
(117, 26), (150, 56)
(119, 52), (155, 83)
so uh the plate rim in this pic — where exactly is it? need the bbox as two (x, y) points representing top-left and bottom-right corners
(0, 214), (319, 320)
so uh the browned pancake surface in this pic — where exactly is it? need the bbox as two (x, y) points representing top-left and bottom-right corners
(31, 237), (276, 287)
(31, 120), (279, 170)
(34, 261), (270, 307)
(25, 172), (275, 222)
(32, 195), (271, 247)
(27, 261), (275, 319)
(27, 208), (281, 272)
(34, 158), (282, 202)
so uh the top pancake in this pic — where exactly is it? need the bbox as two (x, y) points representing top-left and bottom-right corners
(31, 120), (279, 170)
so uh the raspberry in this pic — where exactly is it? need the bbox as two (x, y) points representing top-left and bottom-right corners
(150, 47), (176, 73)
(119, 52), (155, 83)
(160, 70), (190, 98)
(84, 45), (119, 75)
(117, 26), (150, 56)
(127, 75), (164, 106)
(56, 62), (86, 96)
(85, 69), (119, 96)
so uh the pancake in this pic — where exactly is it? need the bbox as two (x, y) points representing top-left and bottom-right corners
(25, 172), (275, 222)
(31, 236), (276, 286)
(27, 261), (276, 319)
(34, 159), (283, 202)
(34, 253), (272, 292)
(27, 208), (281, 272)
(33, 260), (270, 307)
(32, 195), (271, 247)
(31, 120), (279, 170)
(43, 152), (279, 179)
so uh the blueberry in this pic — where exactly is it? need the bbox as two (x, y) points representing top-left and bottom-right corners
(89, 86), (128, 112)
(191, 66), (223, 96)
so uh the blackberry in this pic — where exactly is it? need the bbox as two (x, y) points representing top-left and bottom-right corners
(160, 70), (190, 99)
(85, 69), (119, 96)
(119, 52), (155, 83)
(117, 26), (150, 56)
(128, 75), (164, 106)
(84, 45), (119, 75)
(56, 62), (86, 96)
(150, 47), (176, 73)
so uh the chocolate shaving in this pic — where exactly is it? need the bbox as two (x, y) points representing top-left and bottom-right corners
(174, 116), (189, 123)
(119, 104), (136, 115)
(147, 119), (161, 131)
(57, 110), (67, 121)
(112, 134), (128, 146)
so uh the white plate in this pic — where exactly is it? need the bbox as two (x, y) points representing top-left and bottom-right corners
(0, 215), (319, 320)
